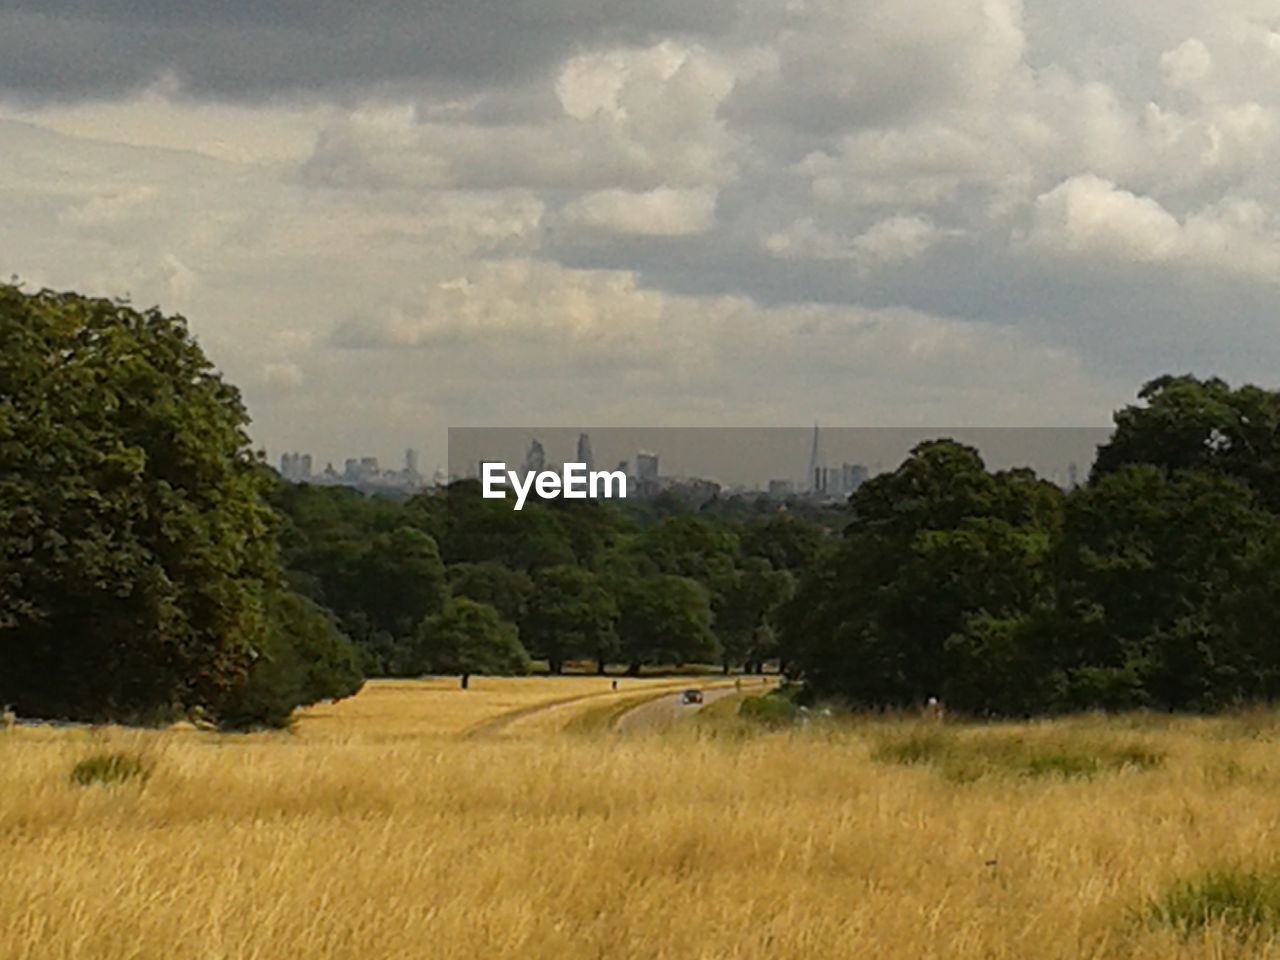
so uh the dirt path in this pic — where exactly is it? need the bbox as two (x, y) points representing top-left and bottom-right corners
(462, 678), (707, 737)
(614, 683), (758, 733)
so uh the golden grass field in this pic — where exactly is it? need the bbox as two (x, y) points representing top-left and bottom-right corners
(7, 678), (1280, 959)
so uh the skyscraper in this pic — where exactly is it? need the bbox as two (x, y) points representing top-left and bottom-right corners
(576, 432), (594, 472)
(524, 438), (546, 478)
(807, 423), (820, 493)
(636, 451), (659, 481)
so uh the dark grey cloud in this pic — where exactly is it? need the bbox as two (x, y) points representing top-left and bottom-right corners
(0, 0), (738, 101)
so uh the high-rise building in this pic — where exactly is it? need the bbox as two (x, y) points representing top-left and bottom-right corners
(807, 423), (820, 493)
(636, 451), (659, 481)
(524, 438), (546, 477)
(841, 462), (868, 493)
(576, 432), (594, 472)
(405, 448), (420, 478)
(299, 454), (312, 480)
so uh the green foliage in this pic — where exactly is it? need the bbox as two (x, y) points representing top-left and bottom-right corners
(410, 598), (530, 678)
(1096, 375), (1280, 512)
(868, 727), (1164, 783)
(1053, 465), (1279, 709)
(70, 752), (150, 787)
(0, 286), (279, 722)
(784, 440), (1062, 712)
(520, 565), (617, 673)
(1150, 867), (1280, 940)
(738, 693), (798, 728)
(217, 590), (364, 730)
(612, 574), (718, 673)
(448, 562), (533, 624)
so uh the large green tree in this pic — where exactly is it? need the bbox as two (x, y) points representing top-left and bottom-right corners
(613, 574), (718, 675)
(1051, 465), (1279, 710)
(784, 440), (1062, 712)
(0, 287), (283, 721)
(520, 565), (618, 674)
(1095, 375), (1280, 511)
(410, 598), (530, 688)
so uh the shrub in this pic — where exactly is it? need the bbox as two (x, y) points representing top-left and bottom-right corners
(70, 752), (150, 787)
(217, 590), (364, 730)
(870, 728), (954, 767)
(868, 727), (1163, 782)
(1151, 867), (1280, 939)
(738, 694), (798, 728)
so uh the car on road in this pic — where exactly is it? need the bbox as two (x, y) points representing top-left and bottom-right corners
(679, 689), (704, 705)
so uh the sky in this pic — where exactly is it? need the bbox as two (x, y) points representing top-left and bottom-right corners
(2, 1), (1279, 473)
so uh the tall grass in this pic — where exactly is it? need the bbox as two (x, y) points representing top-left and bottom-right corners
(869, 724), (1165, 782)
(3, 680), (1280, 959)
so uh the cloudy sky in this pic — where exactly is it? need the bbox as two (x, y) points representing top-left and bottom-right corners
(3, 1), (1278, 472)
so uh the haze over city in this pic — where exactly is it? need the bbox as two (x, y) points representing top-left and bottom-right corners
(5, 2), (1279, 463)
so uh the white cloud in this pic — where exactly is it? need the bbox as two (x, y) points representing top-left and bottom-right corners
(261, 362), (304, 390)
(1161, 38), (1214, 93)
(559, 188), (717, 236)
(763, 214), (950, 272)
(302, 42), (740, 193)
(1031, 174), (1280, 279)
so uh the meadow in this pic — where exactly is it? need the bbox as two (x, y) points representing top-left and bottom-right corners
(6, 679), (1280, 959)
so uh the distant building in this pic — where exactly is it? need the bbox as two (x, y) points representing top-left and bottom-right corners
(576, 432), (594, 473)
(278, 451), (313, 482)
(405, 448), (420, 478)
(636, 451), (659, 482)
(768, 479), (794, 499)
(524, 438), (546, 478)
(812, 462), (868, 498)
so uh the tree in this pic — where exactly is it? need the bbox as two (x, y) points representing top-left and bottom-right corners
(0, 286), (280, 721)
(740, 513), (826, 572)
(410, 598), (530, 688)
(784, 440), (1062, 712)
(1094, 375), (1280, 512)
(342, 527), (447, 643)
(613, 574), (718, 675)
(1051, 465), (1277, 710)
(448, 562), (533, 625)
(432, 480), (577, 571)
(520, 565), (618, 674)
(715, 557), (792, 673)
(217, 590), (364, 729)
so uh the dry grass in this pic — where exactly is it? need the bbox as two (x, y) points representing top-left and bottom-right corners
(7, 682), (1280, 959)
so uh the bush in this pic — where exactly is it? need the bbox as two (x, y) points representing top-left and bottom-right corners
(738, 694), (798, 728)
(1151, 867), (1280, 940)
(869, 727), (1163, 782)
(217, 590), (364, 730)
(70, 752), (150, 787)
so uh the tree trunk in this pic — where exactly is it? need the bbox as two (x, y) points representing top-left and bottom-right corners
(460, 673), (470, 690)
(549, 658), (563, 675)
(627, 661), (641, 677)
(597, 657), (607, 676)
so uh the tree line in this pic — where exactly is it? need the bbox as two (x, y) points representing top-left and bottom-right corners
(6, 286), (1280, 726)
(785, 375), (1280, 714)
